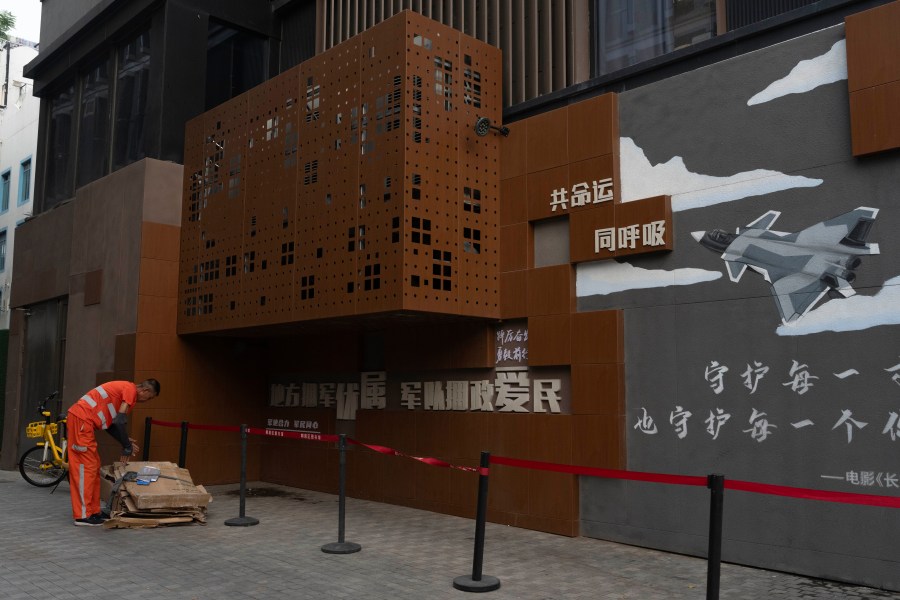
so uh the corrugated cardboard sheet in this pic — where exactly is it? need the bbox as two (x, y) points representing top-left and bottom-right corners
(100, 461), (212, 529)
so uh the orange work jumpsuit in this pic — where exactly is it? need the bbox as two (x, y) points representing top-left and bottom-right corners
(67, 381), (138, 520)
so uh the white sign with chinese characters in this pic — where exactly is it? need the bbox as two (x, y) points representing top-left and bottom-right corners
(594, 220), (667, 254)
(269, 367), (569, 420)
(550, 178), (614, 212)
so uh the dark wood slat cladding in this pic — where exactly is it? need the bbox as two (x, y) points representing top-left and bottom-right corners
(846, 1), (900, 156)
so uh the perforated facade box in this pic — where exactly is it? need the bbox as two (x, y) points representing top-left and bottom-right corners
(178, 11), (501, 334)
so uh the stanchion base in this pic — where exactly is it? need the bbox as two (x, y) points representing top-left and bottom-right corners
(452, 575), (500, 593)
(321, 541), (362, 554)
(225, 516), (260, 527)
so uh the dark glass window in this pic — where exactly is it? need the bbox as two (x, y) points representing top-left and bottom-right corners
(278, 1), (316, 72)
(0, 171), (9, 212)
(19, 159), (31, 205)
(0, 230), (7, 272)
(77, 58), (112, 187)
(113, 29), (151, 170)
(45, 84), (76, 208)
(205, 22), (266, 110)
(726, 0), (820, 31)
(593, 0), (716, 77)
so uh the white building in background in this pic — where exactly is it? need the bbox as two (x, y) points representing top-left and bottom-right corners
(0, 38), (39, 329)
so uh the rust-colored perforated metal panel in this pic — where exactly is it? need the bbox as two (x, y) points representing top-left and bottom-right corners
(221, 69), (301, 328)
(178, 92), (248, 334)
(302, 39), (362, 320)
(455, 29), (502, 317)
(400, 11), (501, 317)
(355, 17), (407, 316)
(178, 10), (501, 335)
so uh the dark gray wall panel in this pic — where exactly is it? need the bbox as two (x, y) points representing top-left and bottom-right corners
(578, 23), (900, 591)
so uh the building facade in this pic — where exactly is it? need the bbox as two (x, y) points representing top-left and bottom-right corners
(2, 0), (900, 592)
(0, 38), (39, 328)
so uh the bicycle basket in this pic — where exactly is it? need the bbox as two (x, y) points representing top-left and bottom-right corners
(26, 421), (58, 438)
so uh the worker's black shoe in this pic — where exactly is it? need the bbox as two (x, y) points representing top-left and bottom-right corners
(90, 512), (109, 522)
(74, 514), (105, 527)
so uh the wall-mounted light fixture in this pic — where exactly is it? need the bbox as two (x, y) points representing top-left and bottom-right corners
(474, 116), (509, 137)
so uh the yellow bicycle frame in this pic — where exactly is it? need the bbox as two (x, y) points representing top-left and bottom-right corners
(33, 409), (68, 470)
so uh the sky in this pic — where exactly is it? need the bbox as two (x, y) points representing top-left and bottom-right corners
(0, 0), (41, 44)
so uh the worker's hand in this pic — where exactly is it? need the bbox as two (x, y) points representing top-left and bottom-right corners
(120, 439), (140, 464)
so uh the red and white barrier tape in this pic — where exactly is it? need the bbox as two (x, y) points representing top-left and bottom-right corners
(148, 419), (900, 506)
(347, 439), (479, 473)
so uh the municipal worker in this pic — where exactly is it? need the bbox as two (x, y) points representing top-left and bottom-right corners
(67, 379), (160, 526)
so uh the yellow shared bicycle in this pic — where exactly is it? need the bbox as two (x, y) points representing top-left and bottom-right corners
(19, 392), (69, 487)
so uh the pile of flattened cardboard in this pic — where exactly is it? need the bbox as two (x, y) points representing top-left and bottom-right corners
(99, 461), (212, 529)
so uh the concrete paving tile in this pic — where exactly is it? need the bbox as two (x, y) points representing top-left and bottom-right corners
(1, 469), (898, 600)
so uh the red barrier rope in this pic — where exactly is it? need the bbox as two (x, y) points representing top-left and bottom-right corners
(725, 479), (900, 508)
(490, 455), (707, 487)
(347, 438), (478, 473)
(147, 419), (900, 507)
(190, 423), (241, 433)
(490, 455), (900, 508)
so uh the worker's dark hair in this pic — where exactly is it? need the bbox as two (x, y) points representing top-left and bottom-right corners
(139, 378), (161, 396)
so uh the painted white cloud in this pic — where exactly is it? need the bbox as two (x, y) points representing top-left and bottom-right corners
(748, 39), (847, 106)
(777, 276), (900, 336)
(620, 137), (822, 211)
(577, 260), (722, 297)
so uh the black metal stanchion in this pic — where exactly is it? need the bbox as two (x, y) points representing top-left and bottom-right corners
(178, 421), (189, 468)
(706, 474), (725, 600)
(142, 417), (152, 461)
(453, 451), (500, 593)
(322, 434), (361, 554)
(225, 424), (260, 526)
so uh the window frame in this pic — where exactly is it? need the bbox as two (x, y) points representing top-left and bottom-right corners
(0, 228), (8, 272)
(0, 169), (11, 213)
(18, 156), (33, 206)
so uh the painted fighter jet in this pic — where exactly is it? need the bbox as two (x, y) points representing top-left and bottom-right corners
(692, 207), (879, 325)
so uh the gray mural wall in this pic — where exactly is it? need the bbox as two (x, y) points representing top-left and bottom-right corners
(577, 24), (900, 590)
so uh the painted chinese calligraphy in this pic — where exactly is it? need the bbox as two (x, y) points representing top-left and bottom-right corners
(635, 406), (900, 444)
(704, 361), (729, 394)
(495, 326), (529, 365)
(699, 358), (900, 396)
(821, 471), (900, 489)
(782, 360), (819, 395)
(744, 409), (777, 442)
(705, 408), (731, 440)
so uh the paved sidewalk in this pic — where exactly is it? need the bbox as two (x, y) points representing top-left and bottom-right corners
(1, 468), (897, 600)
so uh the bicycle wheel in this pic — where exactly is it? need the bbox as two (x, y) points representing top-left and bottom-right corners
(19, 446), (68, 487)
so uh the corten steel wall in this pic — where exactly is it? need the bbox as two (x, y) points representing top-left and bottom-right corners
(175, 11), (625, 536)
(494, 91), (675, 536)
(178, 10), (501, 333)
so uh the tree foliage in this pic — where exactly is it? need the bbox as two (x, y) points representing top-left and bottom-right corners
(0, 11), (15, 42)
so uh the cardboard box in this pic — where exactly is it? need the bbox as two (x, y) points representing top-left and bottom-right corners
(100, 461), (211, 528)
